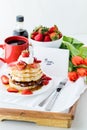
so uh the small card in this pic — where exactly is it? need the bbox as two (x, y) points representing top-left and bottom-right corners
(33, 46), (69, 78)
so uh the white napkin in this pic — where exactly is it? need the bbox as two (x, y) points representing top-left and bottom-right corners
(51, 77), (87, 112)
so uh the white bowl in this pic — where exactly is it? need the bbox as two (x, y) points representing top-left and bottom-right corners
(29, 37), (62, 48)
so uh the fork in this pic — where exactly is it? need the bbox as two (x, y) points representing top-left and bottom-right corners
(38, 78), (67, 108)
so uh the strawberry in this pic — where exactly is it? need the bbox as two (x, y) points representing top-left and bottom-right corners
(30, 25), (62, 42)
(38, 27), (49, 35)
(30, 31), (38, 40)
(49, 25), (58, 33)
(58, 33), (62, 39)
(45, 76), (52, 80)
(42, 74), (52, 80)
(7, 87), (19, 93)
(1, 75), (9, 85)
(34, 33), (43, 41)
(16, 61), (27, 70)
(21, 89), (33, 95)
(41, 74), (46, 79)
(42, 80), (49, 85)
(21, 50), (30, 57)
(34, 57), (42, 63)
(44, 35), (51, 42)
(49, 32), (59, 41)
(29, 63), (38, 68)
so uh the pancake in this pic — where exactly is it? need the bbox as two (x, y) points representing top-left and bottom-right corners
(8, 50), (51, 92)
(9, 78), (43, 91)
(9, 61), (44, 91)
(9, 67), (43, 82)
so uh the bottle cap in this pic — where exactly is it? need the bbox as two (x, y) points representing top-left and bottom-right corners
(16, 15), (24, 22)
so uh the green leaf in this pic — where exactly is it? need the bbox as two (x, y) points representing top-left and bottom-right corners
(60, 36), (84, 49)
(40, 27), (49, 34)
(33, 25), (42, 32)
(76, 64), (87, 69)
(68, 61), (73, 72)
(63, 36), (73, 43)
(60, 42), (68, 49)
(62, 41), (79, 56)
(72, 38), (84, 49)
(68, 61), (77, 72)
(60, 35), (84, 57)
(78, 46), (87, 58)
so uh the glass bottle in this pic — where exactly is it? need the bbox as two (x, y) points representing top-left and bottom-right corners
(13, 15), (28, 38)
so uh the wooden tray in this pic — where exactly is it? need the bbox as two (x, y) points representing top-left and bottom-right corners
(0, 101), (77, 128)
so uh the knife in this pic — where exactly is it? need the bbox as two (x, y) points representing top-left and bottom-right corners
(45, 78), (67, 111)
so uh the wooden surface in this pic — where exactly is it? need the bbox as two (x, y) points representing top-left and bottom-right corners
(0, 102), (77, 128)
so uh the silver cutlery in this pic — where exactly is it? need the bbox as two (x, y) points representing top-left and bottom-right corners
(45, 78), (67, 111)
(38, 90), (55, 107)
(38, 78), (67, 111)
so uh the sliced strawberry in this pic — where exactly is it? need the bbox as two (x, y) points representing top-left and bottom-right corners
(34, 57), (42, 63)
(29, 63), (38, 68)
(44, 35), (51, 42)
(1, 75), (9, 85)
(45, 76), (52, 80)
(7, 87), (19, 93)
(42, 74), (52, 80)
(34, 33), (43, 41)
(41, 74), (47, 79)
(21, 89), (33, 95)
(21, 50), (30, 57)
(42, 80), (49, 85)
(16, 61), (27, 70)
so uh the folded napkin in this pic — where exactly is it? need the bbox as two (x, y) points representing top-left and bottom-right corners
(51, 77), (87, 112)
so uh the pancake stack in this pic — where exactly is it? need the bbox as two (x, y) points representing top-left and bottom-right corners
(8, 50), (44, 91)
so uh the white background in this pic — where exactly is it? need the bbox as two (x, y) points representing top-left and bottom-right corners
(0, 0), (87, 42)
(0, 0), (87, 130)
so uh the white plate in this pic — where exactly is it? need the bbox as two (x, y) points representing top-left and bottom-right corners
(0, 63), (54, 97)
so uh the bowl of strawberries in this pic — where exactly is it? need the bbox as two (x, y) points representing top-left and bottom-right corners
(30, 25), (62, 48)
